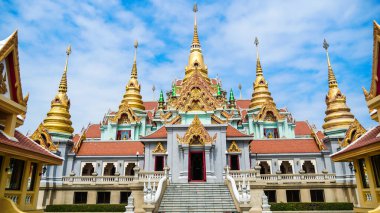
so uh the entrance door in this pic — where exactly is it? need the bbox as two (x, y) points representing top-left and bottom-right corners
(189, 151), (206, 182)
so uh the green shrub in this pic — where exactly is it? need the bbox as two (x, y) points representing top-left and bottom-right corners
(45, 204), (126, 212)
(270, 202), (354, 211)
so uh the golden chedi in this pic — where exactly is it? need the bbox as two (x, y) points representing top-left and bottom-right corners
(120, 40), (145, 111)
(183, 3), (209, 82)
(322, 39), (354, 133)
(43, 45), (74, 135)
(249, 37), (276, 109)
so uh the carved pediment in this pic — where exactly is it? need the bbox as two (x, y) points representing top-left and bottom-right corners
(228, 141), (241, 153)
(340, 119), (366, 148)
(152, 142), (166, 153)
(30, 123), (58, 151)
(111, 103), (141, 124)
(255, 102), (283, 121)
(177, 115), (217, 145)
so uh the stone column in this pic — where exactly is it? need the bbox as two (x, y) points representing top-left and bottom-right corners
(300, 189), (311, 202)
(130, 184), (145, 213)
(248, 182), (266, 213)
(205, 145), (211, 175)
(183, 145), (189, 177)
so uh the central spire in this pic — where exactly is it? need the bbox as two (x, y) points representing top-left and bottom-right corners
(184, 3), (209, 82)
(249, 37), (276, 109)
(322, 39), (354, 135)
(120, 40), (145, 111)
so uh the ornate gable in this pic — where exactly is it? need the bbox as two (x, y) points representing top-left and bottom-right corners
(152, 142), (166, 153)
(228, 141), (241, 153)
(255, 102), (284, 121)
(111, 103), (141, 124)
(340, 119), (366, 148)
(172, 69), (223, 112)
(177, 115), (217, 145)
(30, 123), (58, 151)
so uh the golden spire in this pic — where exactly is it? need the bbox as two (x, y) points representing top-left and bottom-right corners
(322, 39), (354, 134)
(120, 40), (145, 110)
(43, 45), (74, 135)
(249, 37), (276, 109)
(184, 3), (209, 82)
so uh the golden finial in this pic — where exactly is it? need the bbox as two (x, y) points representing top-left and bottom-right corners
(59, 44), (71, 93)
(323, 39), (338, 88)
(254, 37), (263, 76)
(192, 3), (200, 47)
(131, 40), (138, 79)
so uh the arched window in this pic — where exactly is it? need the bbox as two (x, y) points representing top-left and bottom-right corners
(259, 161), (271, 174)
(82, 163), (94, 176)
(280, 161), (293, 174)
(103, 163), (116, 176)
(124, 163), (135, 176)
(302, 161), (316, 173)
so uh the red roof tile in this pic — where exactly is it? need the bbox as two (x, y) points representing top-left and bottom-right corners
(77, 141), (144, 156)
(316, 131), (325, 141)
(143, 101), (158, 111)
(227, 125), (251, 137)
(240, 110), (248, 122)
(251, 139), (321, 154)
(86, 124), (101, 138)
(143, 126), (167, 139)
(295, 121), (312, 136)
(332, 125), (380, 158)
(72, 134), (80, 143)
(0, 130), (61, 161)
(236, 100), (250, 109)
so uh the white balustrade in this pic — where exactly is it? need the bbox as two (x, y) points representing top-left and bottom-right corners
(5, 194), (19, 203)
(25, 194), (32, 205)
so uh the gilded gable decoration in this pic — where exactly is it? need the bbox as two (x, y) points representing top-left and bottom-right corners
(255, 102), (283, 121)
(340, 119), (366, 148)
(153, 142), (167, 154)
(111, 103), (141, 124)
(310, 128), (325, 151)
(72, 132), (86, 153)
(30, 123), (58, 151)
(169, 115), (181, 124)
(228, 141), (241, 153)
(364, 21), (380, 102)
(211, 114), (226, 124)
(173, 68), (223, 112)
(176, 115), (217, 145)
(0, 62), (7, 94)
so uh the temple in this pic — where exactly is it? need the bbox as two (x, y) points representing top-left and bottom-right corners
(31, 4), (363, 212)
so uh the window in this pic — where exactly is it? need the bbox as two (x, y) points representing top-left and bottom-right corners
(280, 161), (293, 174)
(286, 190), (300, 202)
(27, 163), (38, 191)
(264, 128), (279, 138)
(117, 130), (131, 140)
(310, 190), (324, 202)
(103, 163), (116, 176)
(82, 163), (94, 176)
(155, 156), (164, 171)
(125, 163), (135, 176)
(358, 158), (370, 188)
(264, 190), (276, 203)
(302, 161), (316, 173)
(371, 155), (380, 187)
(259, 161), (271, 174)
(230, 155), (240, 170)
(97, 192), (110, 204)
(74, 192), (88, 204)
(120, 192), (131, 204)
(6, 158), (25, 190)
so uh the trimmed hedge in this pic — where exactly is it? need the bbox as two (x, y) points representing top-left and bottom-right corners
(270, 202), (354, 211)
(45, 204), (126, 212)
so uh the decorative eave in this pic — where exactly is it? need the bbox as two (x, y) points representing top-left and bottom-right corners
(254, 102), (284, 121)
(339, 119), (366, 148)
(176, 115), (217, 145)
(30, 123), (58, 152)
(72, 131), (86, 153)
(110, 103), (141, 124)
(227, 141), (241, 153)
(152, 142), (167, 154)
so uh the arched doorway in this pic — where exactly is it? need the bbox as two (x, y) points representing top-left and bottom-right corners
(280, 161), (293, 174)
(302, 161), (316, 173)
(189, 151), (205, 182)
(103, 163), (116, 176)
(125, 163), (135, 176)
(82, 163), (94, 176)
(260, 161), (271, 174)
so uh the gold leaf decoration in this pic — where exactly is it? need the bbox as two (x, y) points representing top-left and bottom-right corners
(177, 115), (217, 145)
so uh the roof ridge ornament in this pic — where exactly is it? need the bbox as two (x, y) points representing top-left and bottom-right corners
(323, 39), (338, 88)
(254, 37), (263, 76)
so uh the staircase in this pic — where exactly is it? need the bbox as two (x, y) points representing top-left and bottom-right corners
(158, 183), (237, 212)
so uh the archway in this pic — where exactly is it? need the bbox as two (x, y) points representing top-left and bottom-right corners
(260, 161), (271, 174)
(125, 163), (135, 176)
(82, 163), (94, 176)
(280, 161), (293, 174)
(302, 161), (316, 173)
(103, 163), (116, 176)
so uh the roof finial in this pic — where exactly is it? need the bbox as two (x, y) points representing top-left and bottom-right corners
(131, 40), (138, 79)
(191, 3), (200, 48)
(59, 44), (71, 93)
(254, 37), (263, 76)
(323, 39), (338, 88)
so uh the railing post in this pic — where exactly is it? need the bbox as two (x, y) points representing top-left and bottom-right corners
(134, 166), (140, 180)
(276, 170), (282, 181)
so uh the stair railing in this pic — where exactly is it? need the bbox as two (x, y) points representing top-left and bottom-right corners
(143, 171), (168, 205)
(226, 166), (251, 204)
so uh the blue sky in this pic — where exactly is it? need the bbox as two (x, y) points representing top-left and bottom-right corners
(1, 0), (380, 134)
